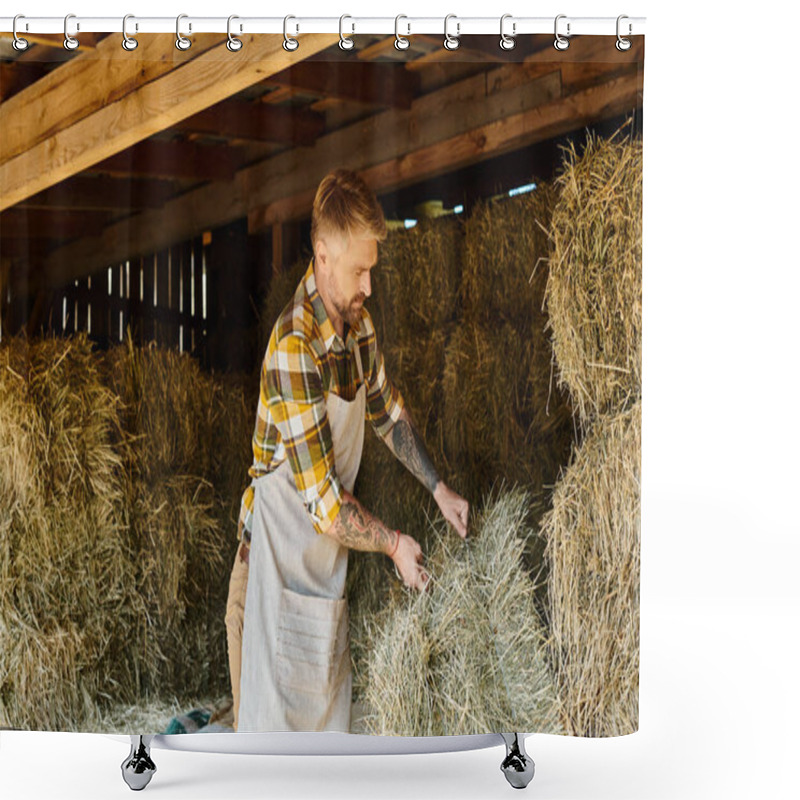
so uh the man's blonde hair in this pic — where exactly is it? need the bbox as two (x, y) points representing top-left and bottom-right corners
(311, 169), (387, 253)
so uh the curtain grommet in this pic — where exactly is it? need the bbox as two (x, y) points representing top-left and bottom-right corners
(227, 15), (243, 51)
(64, 13), (79, 51)
(554, 14), (570, 51)
(499, 14), (516, 50)
(176, 13), (192, 50)
(443, 13), (460, 51)
(394, 15), (410, 50)
(121, 14), (138, 51)
(616, 15), (632, 51)
(283, 15), (299, 52)
(12, 14), (29, 51)
(339, 14), (355, 50)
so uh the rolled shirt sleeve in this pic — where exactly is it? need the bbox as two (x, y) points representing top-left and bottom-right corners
(265, 333), (343, 536)
(361, 310), (406, 437)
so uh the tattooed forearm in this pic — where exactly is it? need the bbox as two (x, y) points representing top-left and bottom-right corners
(387, 413), (440, 494)
(325, 493), (396, 554)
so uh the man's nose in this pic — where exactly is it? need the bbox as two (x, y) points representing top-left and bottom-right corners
(361, 271), (371, 298)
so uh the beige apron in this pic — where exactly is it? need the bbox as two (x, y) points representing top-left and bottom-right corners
(238, 342), (366, 733)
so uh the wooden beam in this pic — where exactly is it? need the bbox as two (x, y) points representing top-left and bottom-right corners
(172, 99), (324, 147)
(92, 138), (241, 182)
(266, 60), (420, 109)
(1, 33), (224, 165)
(37, 61), (641, 292)
(0, 208), (115, 239)
(20, 175), (178, 211)
(0, 31), (340, 210)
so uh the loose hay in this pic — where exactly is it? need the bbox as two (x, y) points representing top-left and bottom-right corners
(359, 488), (563, 736)
(539, 401), (641, 737)
(545, 129), (643, 424)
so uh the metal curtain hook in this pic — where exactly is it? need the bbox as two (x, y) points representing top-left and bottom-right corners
(554, 14), (570, 51)
(394, 15), (410, 51)
(500, 14), (516, 50)
(176, 13), (192, 50)
(12, 14), (29, 51)
(616, 14), (632, 51)
(122, 14), (138, 51)
(283, 15), (299, 51)
(444, 13), (460, 51)
(339, 14), (355, 50)
(64, 13), (79, 51)
(227, 15), (243, 51)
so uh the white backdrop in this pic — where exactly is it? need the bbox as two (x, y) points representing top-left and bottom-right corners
(2, 1), (798, 798)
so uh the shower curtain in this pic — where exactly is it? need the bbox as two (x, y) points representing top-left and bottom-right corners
(0, 26), (644, 740)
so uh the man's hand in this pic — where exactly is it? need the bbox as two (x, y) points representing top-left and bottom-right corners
(433, 482), (469, 539)
(391, 532), (429, 592)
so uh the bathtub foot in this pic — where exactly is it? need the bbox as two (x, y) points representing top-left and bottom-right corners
(121, 735), (157, 791)
(500, 733), (534, 789)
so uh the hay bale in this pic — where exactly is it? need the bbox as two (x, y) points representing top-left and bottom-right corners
(461, 183), (556, 324)
(358, 488), (563, 736)
(539, 401), (641, 737)
(0, 331), (250, 730)
(258, 256), (309, 357)
(545, 130), (643, 423)
(0, 333), (137, 730)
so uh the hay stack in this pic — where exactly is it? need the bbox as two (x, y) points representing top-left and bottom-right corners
(358, 488), (563, 736)
(0, 333), (137, 730)
(539, 401), (641, 736)
(545, 130), (643, 424)
(1, 330), (251, 730)
(102, 331), (234, 700)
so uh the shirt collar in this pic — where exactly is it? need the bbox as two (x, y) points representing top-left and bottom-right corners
(304, 256), (358, 353)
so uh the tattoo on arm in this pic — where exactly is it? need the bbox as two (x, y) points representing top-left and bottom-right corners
(327, 494), (396, 554)
(387, 413), (440, 494)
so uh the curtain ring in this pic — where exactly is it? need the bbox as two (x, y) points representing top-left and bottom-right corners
(64, 13), (79, 51)
(176, 14), (192, 50)
(283, 15), (299, 51)
(616, 14), (632, 51)
(554, 14), (570, 51)
(227, 15), (243, 51)
(339, 14), (355, 50)
(122, 14), (138, 51)
(443, 13), (460, 51)
(499, 14), (516, 50)
(394, 15), (410, 51)
(12, 14), (29, 51)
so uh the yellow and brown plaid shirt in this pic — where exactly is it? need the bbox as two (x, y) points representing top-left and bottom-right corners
(237, 257), (405, 544)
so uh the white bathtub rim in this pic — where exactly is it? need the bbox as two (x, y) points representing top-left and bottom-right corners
(104, 730), (524, 756)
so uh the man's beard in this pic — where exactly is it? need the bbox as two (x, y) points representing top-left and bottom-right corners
(333, 293), (365, 329)
(329, 270), (365, 329)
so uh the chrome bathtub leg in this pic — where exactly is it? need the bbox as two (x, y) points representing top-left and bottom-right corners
(121, 734), (157, 791)
(500, 733), (535, 789)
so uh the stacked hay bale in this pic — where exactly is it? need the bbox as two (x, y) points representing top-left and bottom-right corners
(0, 330), (252, 731)
(359, 488), (564, 736)
(349, 216), (463, 694)
(539, 129), (643, 736)
(441, 183), (574, 580)
(0, 333), (137, 730)
(102, 331), (248, 702)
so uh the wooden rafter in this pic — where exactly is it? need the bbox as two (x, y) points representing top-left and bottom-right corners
(265, 60), (420, 109)
(172, 100), (325, 147)
(34, 54), (642, 292)
(0, 31), (340, 210)
(91, 139), (241, 182)
(19, 175), (179, 211)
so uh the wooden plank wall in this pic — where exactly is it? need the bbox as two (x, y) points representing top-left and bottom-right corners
(41, 234), (214, 366)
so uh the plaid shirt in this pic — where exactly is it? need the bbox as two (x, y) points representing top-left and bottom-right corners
(237, 258), (405, 543)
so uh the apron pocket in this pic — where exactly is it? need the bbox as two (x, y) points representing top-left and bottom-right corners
(276, 586), (349, 695)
